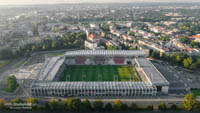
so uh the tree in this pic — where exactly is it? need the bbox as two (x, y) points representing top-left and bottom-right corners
(184, 93), (198, 111)
(158, 102), (167, 110)
(193, 101), (200, 111)
(183, 59), (190, 68)
(170, 104), (177, 110)
(129, 31), (135, 36)
(104, 103), (113, 111)
(187, 57), (193, 64)
(176, 55), (182, 64)
(49, 99), (58, 110)
(107, 45), (117, 50)
(113, 99), (123, 111)
(11, 98), (23, 104)
(44, 102), (50, 110)
(31, 45), (36, 52)
(71, 98), (82, 111)
(180, 36), (190, 44)
(183, 57), (193, 69)
(161, 36), (169, 41)
(130, 102), (137, 111)
(27, 97), (38, 109)
(33, 23), (39, 36)
(93, 100), (104, 111)
(146, 104), (153, 111)
(59, 100), (67, 111)
(190, 63), (198, 70)
(0, 48), (14, 60)
(0, 99), (5, 109)
(6, 75), (18, 92)
(82, 99), (92, 112)
(51, 41), (56, 48)
(121, 104), (128, 111)
(42, 44), (46, 50)
(129, 46), (135, 50)
(27, 97), (38, 104)
(66, 98), (73, 110)
(151, 50), (160, 59)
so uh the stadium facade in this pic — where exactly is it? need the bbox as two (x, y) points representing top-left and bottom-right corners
(31, 50), (169, 98)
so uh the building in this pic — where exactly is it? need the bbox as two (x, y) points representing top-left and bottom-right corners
(189, 34), (200, 42)
(84, 34), (101, 50)
(31, 50), (169, 98)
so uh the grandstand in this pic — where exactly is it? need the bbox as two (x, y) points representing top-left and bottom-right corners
(31, 50), (169, 98)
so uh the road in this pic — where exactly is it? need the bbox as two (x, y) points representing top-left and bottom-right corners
(0, 57), (27, 84)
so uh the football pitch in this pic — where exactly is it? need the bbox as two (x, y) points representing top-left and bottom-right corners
(62, 65), (141, 82)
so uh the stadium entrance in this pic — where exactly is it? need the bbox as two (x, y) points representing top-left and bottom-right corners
(127, 61), (132, 65)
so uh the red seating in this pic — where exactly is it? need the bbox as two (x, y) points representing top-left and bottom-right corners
(75, 56), (85, 64)
(94, 56), (105, 64)
(114, 57), (124, 64)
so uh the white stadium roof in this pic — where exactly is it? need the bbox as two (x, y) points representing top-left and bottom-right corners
(36, 57), (65, 81)
(65, 50), (146, 57)
(135, 58), (169, 86)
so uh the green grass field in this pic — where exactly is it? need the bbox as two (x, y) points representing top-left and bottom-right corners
(191, 89), (200, 96)
(0, 60), (11, 69)
(47, 52), (65, 57)
(61, 65), (141, 82)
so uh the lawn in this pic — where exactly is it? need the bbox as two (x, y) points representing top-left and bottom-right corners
(0, 88), (12, 93)
(0, 60), (11, 69)
(61, 65), (141, 82)
(47, 52), (65, 57)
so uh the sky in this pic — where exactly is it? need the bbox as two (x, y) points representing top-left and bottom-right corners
(0, 0), (199, 5)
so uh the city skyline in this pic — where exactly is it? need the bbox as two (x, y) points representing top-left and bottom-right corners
(0, 0), (200, 5)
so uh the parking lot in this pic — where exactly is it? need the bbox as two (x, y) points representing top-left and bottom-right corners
(152, 62), (188, 96)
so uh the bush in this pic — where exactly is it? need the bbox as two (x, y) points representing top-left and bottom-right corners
(93, 100), (104, 111)
(121, 104), (128, 111)
(170, 104), (177, 110)
(49, 99), (58, 110)
(158, 102), (167, 110)
(130, 102), (137, 111)
(27, 97), (38, 104)
(146, 104), (154, 111)
(6, 75), (18, 92)
(81, 99), (92, 112)
(104, 103), (113, 111)
(113, 99), (123, 111)
(11, 98), (23, 104)
(0, 99), (5, 109)
(71, 98), (82, 111)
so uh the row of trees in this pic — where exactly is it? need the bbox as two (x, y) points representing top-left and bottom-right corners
(150, 50), (200, 70)
(0, 93), (199, 111)
(0, 98), (151, 111)
(45, 98), (142, 112)
(0, 32), (86, 60)
(21, 32), (86, 57)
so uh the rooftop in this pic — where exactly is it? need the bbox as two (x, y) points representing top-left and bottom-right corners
(36, 57), (65, 81)
(191, 34), (200, 39)
(135, 58), (169, 86)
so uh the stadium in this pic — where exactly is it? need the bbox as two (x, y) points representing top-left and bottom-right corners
(31, 50), (169, 98)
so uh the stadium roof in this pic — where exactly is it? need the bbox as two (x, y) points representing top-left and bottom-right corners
(65, 50), (146, 57)
(135, 58), (169, 86)
(32, 81), (155, 90)
(36, 57), (65, 81)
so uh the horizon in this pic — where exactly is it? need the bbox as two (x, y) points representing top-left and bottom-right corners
(0, 0), (200, 5)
